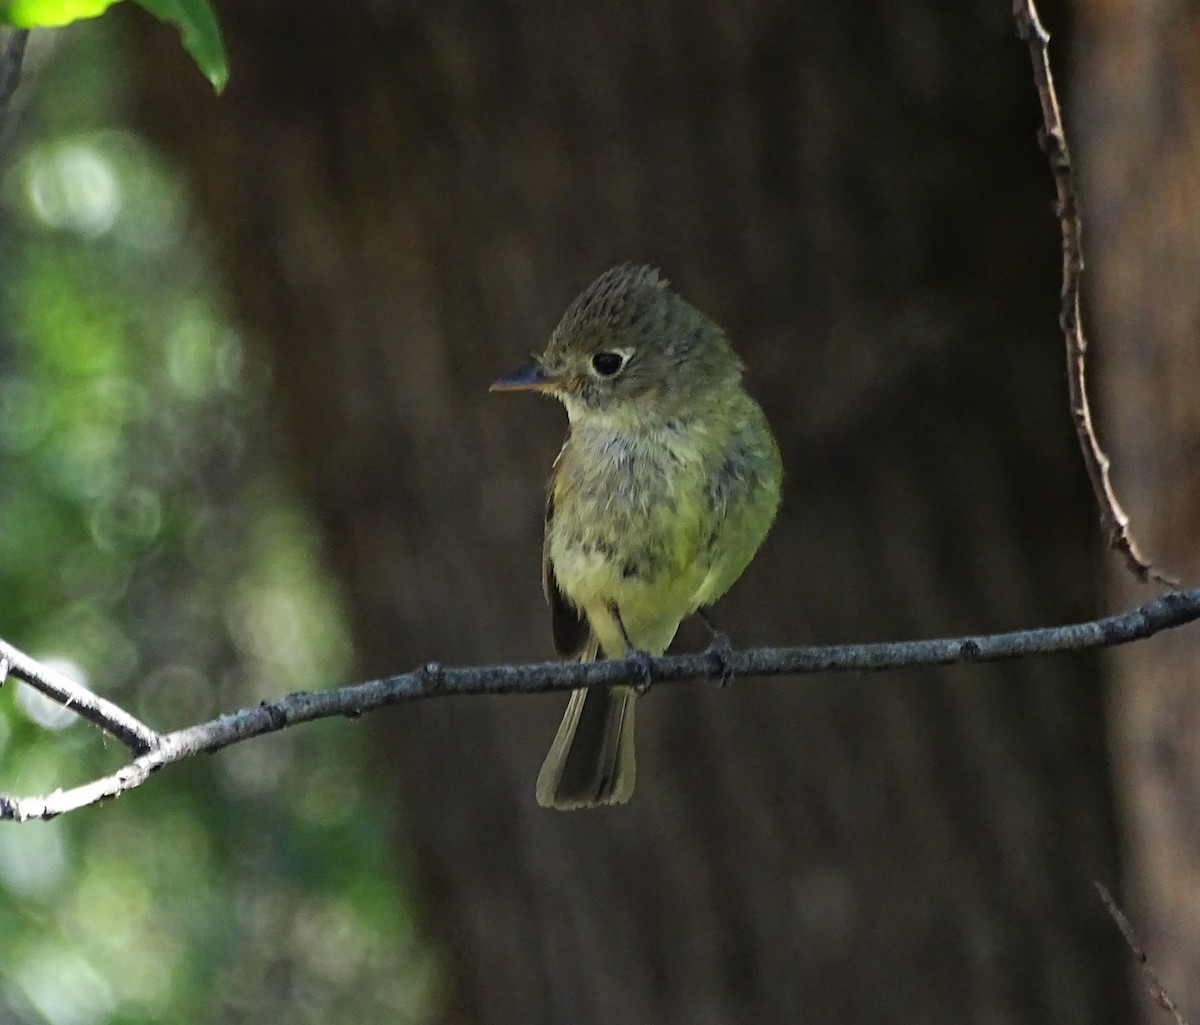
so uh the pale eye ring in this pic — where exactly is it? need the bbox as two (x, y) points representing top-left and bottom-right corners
(591, 351), (628, 377)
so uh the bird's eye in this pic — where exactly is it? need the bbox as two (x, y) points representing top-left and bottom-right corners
(591, 351), (627, 377)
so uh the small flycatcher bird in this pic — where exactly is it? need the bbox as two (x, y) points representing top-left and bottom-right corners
(491, 264), (782, 810)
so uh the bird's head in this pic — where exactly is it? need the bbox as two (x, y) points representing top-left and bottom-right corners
(491, 264), (743, 423)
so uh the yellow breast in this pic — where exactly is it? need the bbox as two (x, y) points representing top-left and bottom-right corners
(547, 412), (735, 655)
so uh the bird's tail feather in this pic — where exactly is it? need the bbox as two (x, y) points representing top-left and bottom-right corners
(535, 642), (636, 809)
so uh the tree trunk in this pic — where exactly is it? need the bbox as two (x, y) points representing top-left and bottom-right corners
(1074, 0), (1200, 1017)
(127, 2), (1134, 1022)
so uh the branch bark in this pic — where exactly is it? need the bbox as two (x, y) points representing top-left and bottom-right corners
(0, 638), (161, 753)
(0, 27), (30, 145)
(3, 587), (1200, 821)
(1096, 882), (1192, 1025)
(1013, 0), (1175, 585)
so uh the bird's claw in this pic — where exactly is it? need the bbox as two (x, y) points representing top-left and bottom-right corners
(627, 648), (655, 695)
(706, 631), (736, 688)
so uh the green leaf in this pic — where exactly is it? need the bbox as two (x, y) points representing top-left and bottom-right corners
(133, 0), (228, 93)
(1, 0), (120, 27)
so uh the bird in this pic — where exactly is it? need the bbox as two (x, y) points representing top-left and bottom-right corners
(491, 264), (782, 809)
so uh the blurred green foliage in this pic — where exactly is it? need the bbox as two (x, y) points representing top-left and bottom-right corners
(0, 22), (435, 1025)
(1, 0), (227, 92)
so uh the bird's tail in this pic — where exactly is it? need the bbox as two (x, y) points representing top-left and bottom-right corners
(535, 642), (636, 810)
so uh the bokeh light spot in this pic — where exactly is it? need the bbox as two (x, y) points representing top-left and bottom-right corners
(89, 485), (163, 551)
(17, 944), (115, 1025)
(0, 377), (54, 453)
(15, 657), (86, 730)
(0, 819), (67, 897)
(26, 141), (122, 239)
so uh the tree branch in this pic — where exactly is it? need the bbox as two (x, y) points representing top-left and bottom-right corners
(0, 28), (30, 145)
(3, 588), (1200, 820)
(0, 638), (161, 754)
(1012, 0), (1175, 585)
(1095, 882), (1191, 1025)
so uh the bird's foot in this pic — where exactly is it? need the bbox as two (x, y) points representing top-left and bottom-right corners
(705, 631), (736, 688)
(626, 648), (656, 695)
(696, 608), (736, 687)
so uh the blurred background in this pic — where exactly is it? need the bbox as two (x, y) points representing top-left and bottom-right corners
(0, 1), (1197, 1023)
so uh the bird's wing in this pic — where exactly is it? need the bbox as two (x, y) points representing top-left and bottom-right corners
(543, 489), (592, 659)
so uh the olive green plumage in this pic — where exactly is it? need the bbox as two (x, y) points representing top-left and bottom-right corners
(492, 264), (782, 810)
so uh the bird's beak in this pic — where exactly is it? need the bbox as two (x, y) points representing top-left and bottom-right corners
(489, 358), (558, 393)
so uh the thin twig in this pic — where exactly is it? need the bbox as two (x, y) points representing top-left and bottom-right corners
(1095, 882), (1191, 1025)
(0, 639), (161, 754)
(1012, 0), (1175, 585)
(0, 28), (30, 145)
(2, 587), (1200, 820)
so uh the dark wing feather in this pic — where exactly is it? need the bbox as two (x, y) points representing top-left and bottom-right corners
(543, 490), (591, 659)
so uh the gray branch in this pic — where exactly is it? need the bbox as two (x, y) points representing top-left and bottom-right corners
(0, 638), (161, 754)
(2, 587), (1199, 821)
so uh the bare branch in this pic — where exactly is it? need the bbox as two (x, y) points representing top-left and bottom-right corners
(2, 588), (1200, 820)
(0, 28), (30, 145)
(1012, 0), (1176, 585)
(1095, 882), (1191, 1025)
(0, 639), (162, 754)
